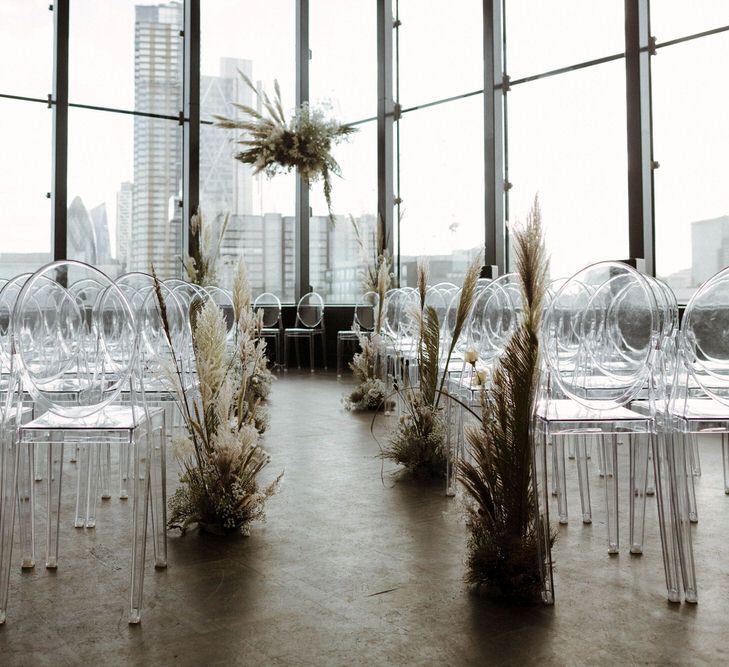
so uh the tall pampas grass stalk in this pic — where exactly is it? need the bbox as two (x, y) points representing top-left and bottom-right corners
(380, 253), (481, 477)
(458, 195), (554, 602)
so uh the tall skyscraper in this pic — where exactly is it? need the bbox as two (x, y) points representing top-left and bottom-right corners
(200, 58), (254, 218)
(129, 1), (183, 278)
(90, 203), (111, 264)
(116, 181), (133, 268)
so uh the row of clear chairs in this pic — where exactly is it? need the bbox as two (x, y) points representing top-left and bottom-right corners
(0, 261), (184, 624)
(375, 260), (729, 606)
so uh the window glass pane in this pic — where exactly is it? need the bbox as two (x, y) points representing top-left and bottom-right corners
(200, 0), (296, 302)
(397, 96), (484, 286)
(0, 1), (52, 99)
(70, 0), (182, 115)
(653, 33), (729, 302)
(651, 1), (729, 44)
(0, 99), (52, 277)
(505, 1), (623, 79)
(310, 121), (377, 303)
(398, 0), (482, 108)
(507, 60), (628, 278)
(310, 0), (376, 124)
(68, 107), (182, 279)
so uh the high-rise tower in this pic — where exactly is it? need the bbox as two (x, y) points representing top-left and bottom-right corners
(129, 1), (183, 278)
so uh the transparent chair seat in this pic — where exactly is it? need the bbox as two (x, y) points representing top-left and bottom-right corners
(536, 399), (651, 432)
(22, 404), (164, 432)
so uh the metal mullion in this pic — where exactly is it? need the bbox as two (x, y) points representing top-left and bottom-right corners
(68, 101), (179, 122)
(0, 93), (49, 105)
(183, 0), (200, 261)
(508, 52), (625, 88)
(295, 0), (310, 299)
(377, 0), (395, 271)
(399, 88), (484, 116)
(51, 0), (69, 262)
(483, 0), (505, 275)
(654, 23), (729, 50)
(625, 0), (654, 274)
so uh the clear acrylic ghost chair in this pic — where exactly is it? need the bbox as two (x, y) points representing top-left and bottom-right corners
(9, 260), (167, 624)
(337, 291), (378, 377)
(539, 262), (661, 560)
(659, 265), (729, 605)
(253, 292), (283, 367)
(284, 292), (327, 372)
(445, 278), (519, 496)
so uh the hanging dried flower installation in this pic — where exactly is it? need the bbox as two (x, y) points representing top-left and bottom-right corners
(213, 72), (356, 224)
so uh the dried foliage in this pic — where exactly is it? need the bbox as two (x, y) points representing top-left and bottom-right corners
(382, 255), (481, 477)
(154, 260), (282, 535)
(345, 331), (388, 411)
(458, 195), (554, 602)
(214, 71), (356, 224)
(181, 209), (229, 286)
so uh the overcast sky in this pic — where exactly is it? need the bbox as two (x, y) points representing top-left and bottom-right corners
(1, 1), (728, 284)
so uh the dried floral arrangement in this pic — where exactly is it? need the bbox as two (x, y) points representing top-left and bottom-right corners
(154, 260), (282, 535)
(458, 196), (555, 602)
(345, 218), (392, 412)
(181, 209), (229, 287)
(381, 255), (480, 477)
(213, 72), (356, 224)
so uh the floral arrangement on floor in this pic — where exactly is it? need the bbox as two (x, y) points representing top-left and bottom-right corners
(381, 255), (480, 477)
(458, 196), (555, 602)
(154, 260), (283, 535)
(345, 223), (392, 412)
(213, 71), (356, 224)
(181, 209), (230, 286)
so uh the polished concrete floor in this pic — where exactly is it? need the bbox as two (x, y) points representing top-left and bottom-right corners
(2, 372), (729, 665)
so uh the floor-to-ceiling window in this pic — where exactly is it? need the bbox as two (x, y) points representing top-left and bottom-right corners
(651, 4), (729, 302)
(393, 0), (485, 287)
(0, 2), (53, 278)
(504, 1), (628, 279)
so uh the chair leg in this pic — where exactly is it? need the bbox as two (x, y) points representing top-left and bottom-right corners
(75, 440), (90, 528)
(34, 439), (44, 481)
(309, 335), (315, 373)
(17, 440), (35, 569)
(295, 337), (301, 369)
(149, 422), (167, 569)
(321, 332), (328, 371)
(337, 337), (343, 378)
(652, 430), (682, 603)
(100, 442), (111, 500)
(533, 420), (555, 605)
(668, 429), (698, 603)
(690, 432), (701, 476)
(130, 433), (152, 624)
(46, 436), (64, 569)
(555, 437), (568, 524)
(120, 440), (130, 500)
(602, 435), (619, 554)
(629, 433), (649, 554)
(283, 334), (289, 371)
(575, 434), (592, 524)
(686, 440), (698, 523)
(722, 434), (729, 494)
(86, 443), (100, 529)
(0, 429), (19, 624)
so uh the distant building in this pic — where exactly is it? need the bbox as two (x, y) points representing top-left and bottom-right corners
(691, 215), (729, 286)
(116, 181), (133, 268)
(67, 195), (98, 264)
(90, 203), (112, 264)
(0, 253), (52, 280)
(200, 58), (254, 218)
(128, 1), (183, 278)
(218, 213), (296, 303)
